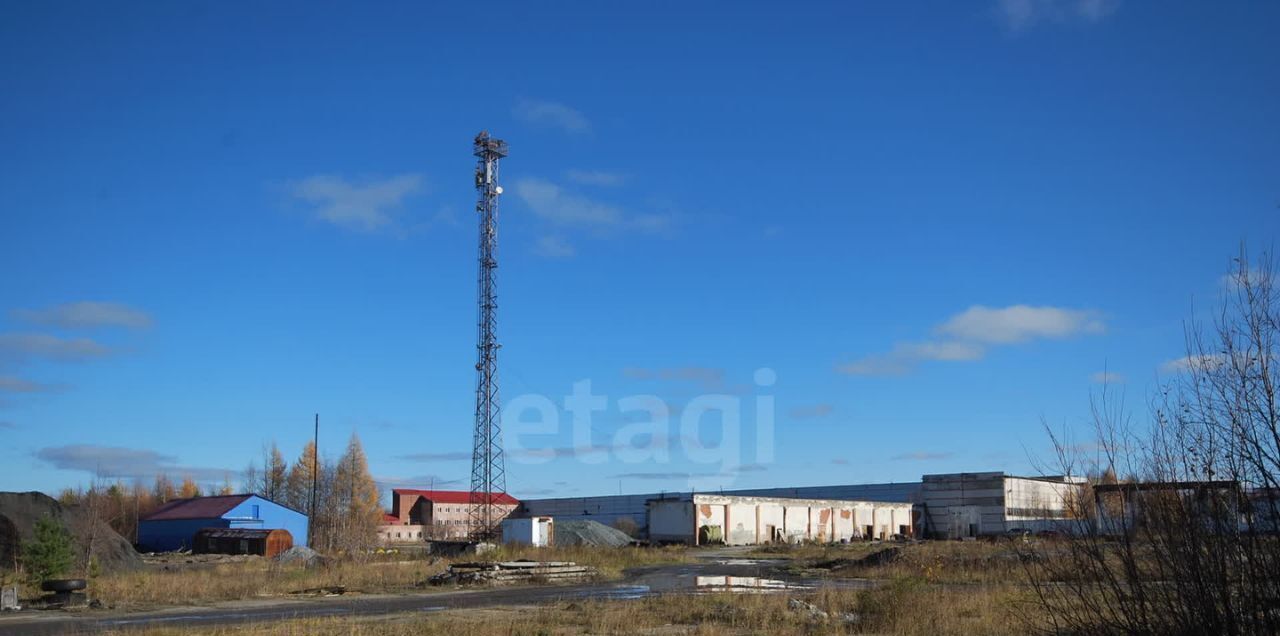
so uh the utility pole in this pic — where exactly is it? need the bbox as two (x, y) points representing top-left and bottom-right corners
(468, 131), (510, 541)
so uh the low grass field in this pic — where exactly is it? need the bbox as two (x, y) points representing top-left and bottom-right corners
(89, 544), (694, 608)
(86, 541), (1055, 635)
(751, 538), (1039, 583)
(102, 583), (1041, 636)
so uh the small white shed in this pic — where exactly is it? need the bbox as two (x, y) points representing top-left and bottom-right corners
(501, 516), (554, 547)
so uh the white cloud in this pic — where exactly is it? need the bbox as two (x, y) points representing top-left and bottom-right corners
(838, 340), (985, 376)
(565, 169), (626, 187)
(514, 177), (624, 228)
(0, 333), (110, 362)
(289, 174), (424, 233)
(902, 340), (989, 361)
(373, 474), (463, 489)
(1090, 371), (1125, 384)
(513, 98), (591, 134)
(34, 444), (233, 481)
(996, 0), (1119, 32)
(623, 366), (724, 389)
(514, 177), (673, 251)
(1161, 353), (1227, 374)
(840, 304), (1104, 376)
(1220, 268), (1270, 290)
(534, 235), (576, 259)
(12, 301), (152, 330)
(937, 305), (1105, 344)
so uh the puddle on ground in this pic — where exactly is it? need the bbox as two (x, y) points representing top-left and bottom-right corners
(694, 576), (812, 593)
(578, 585), (652, 601)
(709, 558), (788, 567)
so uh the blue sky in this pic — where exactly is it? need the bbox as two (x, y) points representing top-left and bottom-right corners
(2, 1), (1277, 501)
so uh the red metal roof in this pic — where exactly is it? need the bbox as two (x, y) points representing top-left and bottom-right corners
(143, 495), (252, 521)
(392, 489), (518, 505)
(383, 512), (399, 523)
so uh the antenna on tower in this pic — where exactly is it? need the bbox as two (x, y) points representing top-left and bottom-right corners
(468, 131), (509, 541)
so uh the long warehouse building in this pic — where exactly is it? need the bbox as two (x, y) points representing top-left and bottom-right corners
(649, 493), (914, 545)
(517, 481), (922, 539)
(518, 471), (1084, 540)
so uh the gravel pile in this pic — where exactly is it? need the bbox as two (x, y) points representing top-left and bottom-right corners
(554, 520), (633, 547)
(273, 545), (324, 567)
(0, 491), (142, 573)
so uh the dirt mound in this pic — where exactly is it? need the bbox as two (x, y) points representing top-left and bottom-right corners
(855, 546), (902, 567)
(554, 520), (633, 547)
(815, 546), (902, 572)
(0, 491), (142, 574)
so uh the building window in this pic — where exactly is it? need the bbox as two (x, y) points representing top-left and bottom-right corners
(252, 505), (260, 519)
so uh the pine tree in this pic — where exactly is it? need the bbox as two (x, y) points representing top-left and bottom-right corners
(265, 443), (288, 501)
(179, 476), (200, 498)
(286, 441), (318, 515)
(21, 515), (75, 583)
(153, 474), (177, 503)
(218, 473), (234, 496)
(56, 487), (79, 507)
(332, 433), (381, 553)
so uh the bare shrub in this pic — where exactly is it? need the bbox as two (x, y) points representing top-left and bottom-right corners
(1024, 249), (1280, 635)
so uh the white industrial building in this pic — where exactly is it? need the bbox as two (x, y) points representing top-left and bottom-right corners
(517, 481), (922, 540)
(648, 493), (915, 545)
(920, 472), (1084, 538)
(515, 472), (1082, 541)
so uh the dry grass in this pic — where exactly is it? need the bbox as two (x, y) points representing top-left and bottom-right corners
(754, 540), (1034, 583)
(89, 545), (693, 608)
(90, 558), (443, 607)
(482, 543), (695, 577)
(102, 582), (1043, 635)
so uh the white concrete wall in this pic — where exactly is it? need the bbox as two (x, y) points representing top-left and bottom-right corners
(854, 505), (876, 538)
(783, 505), (808, 542)
(726, 502), (756, 545)
(1006, 477), (1080, 520)
(809, 507), (830, 542)
(833, 508), (855, 541)
(501, 517), (553, 547)
(695, 501), (726, 544)
(758, 503), (785, 542)
(922, 472), (1082, 537)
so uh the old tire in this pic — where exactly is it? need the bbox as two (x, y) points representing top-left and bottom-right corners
(41, 579), (87, 593)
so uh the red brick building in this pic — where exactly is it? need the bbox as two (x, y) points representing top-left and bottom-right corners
(386, 489), (519, 539)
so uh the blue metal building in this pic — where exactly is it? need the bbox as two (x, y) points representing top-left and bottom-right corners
(137, 494), (308, 552)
